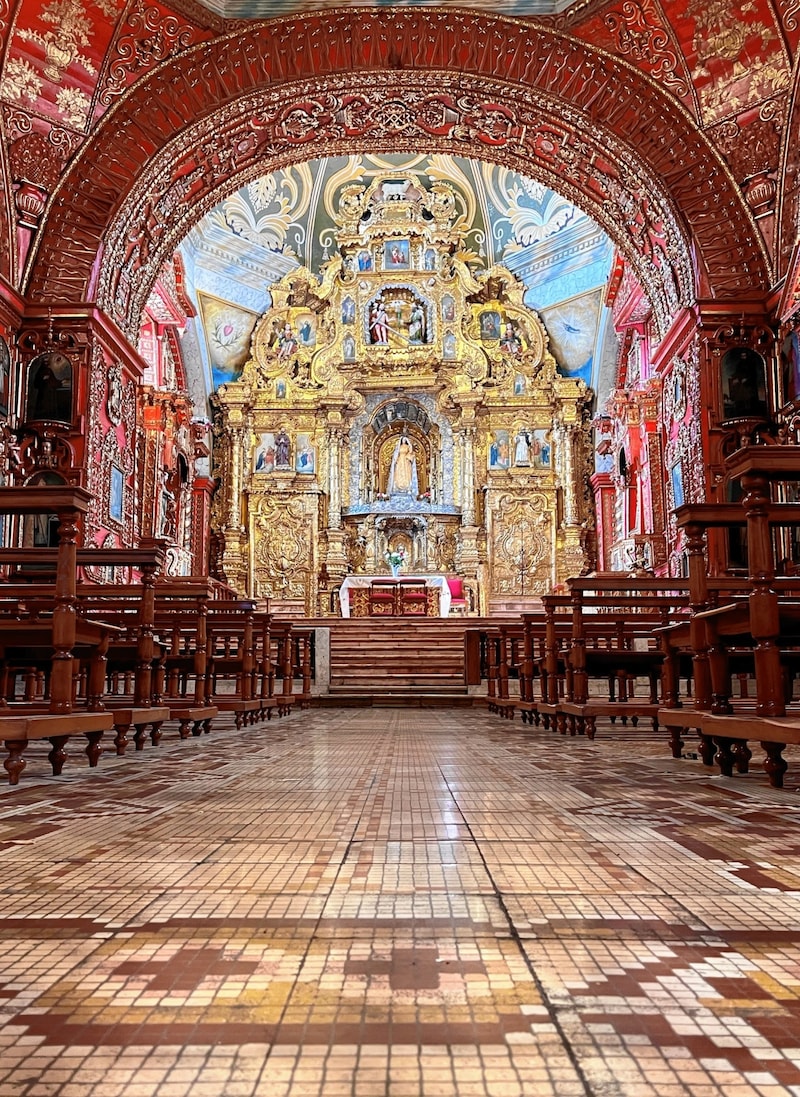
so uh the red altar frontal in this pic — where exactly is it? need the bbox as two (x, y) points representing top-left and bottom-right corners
(339, 576), (452, 618)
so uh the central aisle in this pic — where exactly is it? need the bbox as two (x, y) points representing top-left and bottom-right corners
(1, 708), (799, 1097)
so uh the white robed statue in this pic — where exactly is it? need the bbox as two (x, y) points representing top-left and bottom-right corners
(388, 435), (419, 497)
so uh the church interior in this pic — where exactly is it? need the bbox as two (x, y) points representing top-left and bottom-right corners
(2, 2), (800, 1095)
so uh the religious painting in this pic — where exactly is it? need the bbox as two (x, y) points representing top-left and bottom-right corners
(277, 322), (298, 362)
(254, 432), (276, 473)
(357, 250), (373, 271)
(341, 296), (356, 325)
(367, 289), (431, 347)
(295, 433), (315, 474)
(513, 373), (526, 396)
(530, 430), (552, 470)
(197, 292), (259, 389)
(275, 379), (286, 399)
(26, 351), (73, 424)
(109, 466), (124, 524)
(384, 239), (410, 270)
(423, 248), (437, 271)
(671, 461), (684, 509)
(721, 347), (768, 420)
(343, 334), (356, 361)
(441, 294), (455, 322)
(488, 429), (511, 470)
(295, 313), (317, 348)
(500, 319), (523, 356)
(0, 335), (10, 418)
(443, 331), (456, 360)
(782, 321), (800, 404)
(479, 310), (501, 342)
(540, 289), (603, 386)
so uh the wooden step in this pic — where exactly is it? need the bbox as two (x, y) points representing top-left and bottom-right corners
(326, 616), (470, 697)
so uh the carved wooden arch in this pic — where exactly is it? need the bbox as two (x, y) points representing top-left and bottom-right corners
(24, 9), (767, 334)
(778, 56), (800, 281)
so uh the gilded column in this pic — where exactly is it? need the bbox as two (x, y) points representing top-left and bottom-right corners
(328, 425), (342, 530)
(460, 426), (476, 525)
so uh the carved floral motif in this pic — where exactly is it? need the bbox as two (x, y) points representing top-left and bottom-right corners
(96, 74), (695, 344)
(604, 0), (689, 98)
(28, 13), (766, 325)
(99, 0), (197, 105)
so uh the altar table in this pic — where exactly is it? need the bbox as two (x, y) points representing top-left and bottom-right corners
(339, 575), (452, 618)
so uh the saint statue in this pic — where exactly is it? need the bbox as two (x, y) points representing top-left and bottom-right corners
(388, 435), (418, 496)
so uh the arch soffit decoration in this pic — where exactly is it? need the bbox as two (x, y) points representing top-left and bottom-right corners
(24, 10), (769, 340)
(777, 59), (800, 278)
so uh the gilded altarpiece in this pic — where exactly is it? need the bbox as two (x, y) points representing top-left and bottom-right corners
(212, 175), (591, 614)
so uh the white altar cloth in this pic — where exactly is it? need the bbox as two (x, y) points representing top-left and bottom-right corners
(339, 575), (451, 618)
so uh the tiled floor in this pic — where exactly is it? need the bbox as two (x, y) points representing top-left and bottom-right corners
(2, 708), (800, 1096)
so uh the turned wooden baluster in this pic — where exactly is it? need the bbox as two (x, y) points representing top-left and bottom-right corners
(497, 628), (510, 704)
(259, 617), (274, 704)
(241, 607), (254, 702)
(484, 631), (497, 704)
(49, 507), (80, 713)
(520, 617), (534, 706)
(542, 598), (559, 705)
(281, 628), (293, 708)
(685, 521), (712, 711)
(134, 559), (160, 706)
(195, 597), (209, 705)
(568, 585), (587, 705)
(741, 470), (784, 716)
(301, 630), (312, 704)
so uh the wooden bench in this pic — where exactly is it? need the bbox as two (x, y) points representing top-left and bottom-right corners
(2, 711), (116, 785)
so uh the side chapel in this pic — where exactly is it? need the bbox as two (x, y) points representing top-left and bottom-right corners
(212, 175), (591, 615)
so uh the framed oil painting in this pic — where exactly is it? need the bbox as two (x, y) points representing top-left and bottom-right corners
(671, 461), (684, 508)
(109, 466), (124, 524)
(721, 347), (768, 421)
(254, 432), (276, 473)
(530, 430), (552, 470)
(384, 239), (410, 270)
(0, 335), (10, 417)
(295, 433), (315, 474)
(479, 310), (501, 342)
(488, 429), (510, 470)
(27, 351), (73, 424)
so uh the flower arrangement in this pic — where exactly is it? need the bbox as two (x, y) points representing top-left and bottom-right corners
(385, 547), (406, 569)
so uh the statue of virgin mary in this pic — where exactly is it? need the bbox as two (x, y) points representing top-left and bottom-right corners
(388, 435), (419, 497)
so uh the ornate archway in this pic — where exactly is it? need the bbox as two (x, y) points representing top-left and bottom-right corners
(24, 9), (769, 336)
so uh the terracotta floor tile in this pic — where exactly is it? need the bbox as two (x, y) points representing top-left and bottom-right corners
(3, 708), (800, 1095)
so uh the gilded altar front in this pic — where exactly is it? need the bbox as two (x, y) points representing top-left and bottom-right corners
(211, 173), (591, 615)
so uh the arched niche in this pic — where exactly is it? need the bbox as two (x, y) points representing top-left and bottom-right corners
(368, 400), (437, 502)
(23, 470), (67, 550)
(720, 347), (769, 422)
(352, 395), (450, 509)
(25, 352), (73, 426)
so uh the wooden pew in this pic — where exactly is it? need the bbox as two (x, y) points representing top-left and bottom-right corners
(151, 579), (220, 738)
(0, 547), (199, 757)
(657, 457), (800, 786)
(205, 600), (263, 727)
(0, 487), (116, 783)
(541, 578), (691, 739)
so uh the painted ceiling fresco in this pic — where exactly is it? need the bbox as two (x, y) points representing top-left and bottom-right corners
(177, 153), (615, 401)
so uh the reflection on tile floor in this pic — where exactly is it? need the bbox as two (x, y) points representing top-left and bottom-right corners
(1, 708), (800, 1096)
